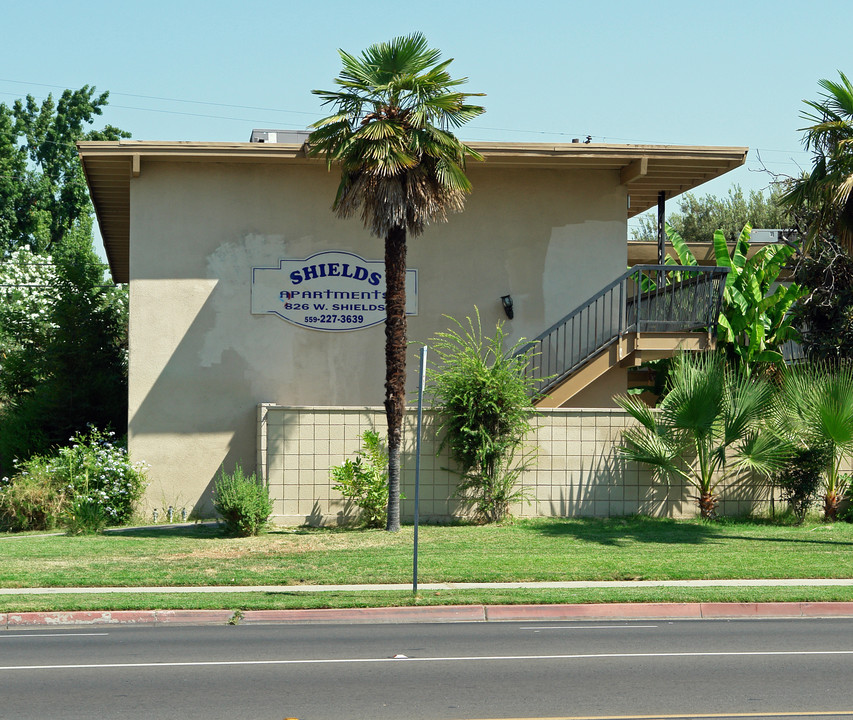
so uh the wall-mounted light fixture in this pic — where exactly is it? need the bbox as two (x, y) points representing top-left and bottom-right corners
(501, 294), (514, 319)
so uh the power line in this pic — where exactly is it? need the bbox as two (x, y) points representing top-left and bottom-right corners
(1, 78), (814, 156)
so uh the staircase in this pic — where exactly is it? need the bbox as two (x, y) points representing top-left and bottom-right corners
(519, 265), (729, 407)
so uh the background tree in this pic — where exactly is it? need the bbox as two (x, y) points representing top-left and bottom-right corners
(631, 185), (792, 244)
(780, 71), (853, 253)
(0, 223), (128, 473)
(791, 239), (853, 360)
(308, 33), (485, 531)
(0, 86), (129, 254)
(0, 87), (129, 474)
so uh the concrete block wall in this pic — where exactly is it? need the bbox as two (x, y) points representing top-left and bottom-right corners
(259, 404), (772, 526)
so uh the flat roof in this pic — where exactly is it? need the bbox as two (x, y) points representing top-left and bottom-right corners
(77, 140), (747, 283)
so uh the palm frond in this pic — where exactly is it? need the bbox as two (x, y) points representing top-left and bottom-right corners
(308, 33), (485, 239)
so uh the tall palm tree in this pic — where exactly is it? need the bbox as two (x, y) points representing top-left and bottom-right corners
(782, 71), (853, 251)
(308, 34), (485, 531)
(616, 352), (787, 519)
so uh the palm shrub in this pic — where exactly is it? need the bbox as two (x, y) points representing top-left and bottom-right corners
(616, 352), (788, 519)
(213, 464), (273, 536)
(429, 311), (537, 523)
(331, 430), (390, 528)
(774, 362), (853, 520)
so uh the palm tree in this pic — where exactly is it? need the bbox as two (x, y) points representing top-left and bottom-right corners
(616, 352), (787, 519)
(782, 71), (853, 251)
(775, 362), (853, 520)
(308, 34), (485, 531)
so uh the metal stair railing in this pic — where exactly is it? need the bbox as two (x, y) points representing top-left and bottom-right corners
(519, 264), (730, 396)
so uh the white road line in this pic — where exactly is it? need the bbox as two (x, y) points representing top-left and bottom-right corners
(0, 632), (109, 639)
(521, 625), (658, 630)
(4, 648), (853, 671)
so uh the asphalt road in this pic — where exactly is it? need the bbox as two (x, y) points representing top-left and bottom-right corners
(2, 618), (853, 720)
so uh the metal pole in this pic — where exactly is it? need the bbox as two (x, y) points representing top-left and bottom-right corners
(413, 345), (427, 595)
(657, 191), (666, 289)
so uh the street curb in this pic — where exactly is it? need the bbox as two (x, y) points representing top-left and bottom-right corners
(4, 602), (853, 628)
(3, 610), (236, 627)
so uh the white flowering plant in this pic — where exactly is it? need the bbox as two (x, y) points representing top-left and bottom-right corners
(50, 427), (148, 525)
(0, 245), (59, 359)
(0, 427), (148, 531)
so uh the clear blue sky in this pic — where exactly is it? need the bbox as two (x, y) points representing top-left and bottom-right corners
(3, 0), (851, 248)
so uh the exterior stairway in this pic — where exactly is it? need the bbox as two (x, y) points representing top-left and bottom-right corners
(520, 265), (729, 407)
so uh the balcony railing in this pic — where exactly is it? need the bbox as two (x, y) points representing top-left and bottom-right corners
(519, 265), (730, 396)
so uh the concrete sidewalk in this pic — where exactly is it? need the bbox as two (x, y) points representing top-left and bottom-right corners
(2, 578), (853, 595)
(2, 579), (853, 628)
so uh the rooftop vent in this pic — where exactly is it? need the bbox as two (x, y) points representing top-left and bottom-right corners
(250, 129), (311, 144)
(750, 229), (798, 244)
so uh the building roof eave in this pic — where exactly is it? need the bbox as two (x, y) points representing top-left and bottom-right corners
(77, 140), (748, 284)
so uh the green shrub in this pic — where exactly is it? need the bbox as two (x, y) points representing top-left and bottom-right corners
(429, 310), (537, 523)
(64, 498), (109, 535)
(775, 446), (829, 523)
(331, 430), (389, 528)
(213, 464), (273, 536)
(0, 456), (67, 531)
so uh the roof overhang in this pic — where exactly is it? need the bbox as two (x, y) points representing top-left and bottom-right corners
(77, 140), (747, 283)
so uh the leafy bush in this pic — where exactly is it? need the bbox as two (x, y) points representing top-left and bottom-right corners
(213, 464), (273, 536)
(64, 498), (109, 535)
(0, 456), (67, 531)
(331, 430), (389, 528)
(0, 427), (147, 531)
(429, 310), (537, 523)
(775, 446), (829, 523)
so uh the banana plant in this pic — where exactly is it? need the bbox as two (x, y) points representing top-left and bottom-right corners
(713, 223), (805, 373)
(636, 224), (698, 292)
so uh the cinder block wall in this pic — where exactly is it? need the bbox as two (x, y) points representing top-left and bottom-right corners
(258, 404), (771, 525)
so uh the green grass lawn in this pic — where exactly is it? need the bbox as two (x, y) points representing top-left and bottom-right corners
(2, 516), (853, 612)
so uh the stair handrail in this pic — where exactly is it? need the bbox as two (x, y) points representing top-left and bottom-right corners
(517, 264), (729, 396)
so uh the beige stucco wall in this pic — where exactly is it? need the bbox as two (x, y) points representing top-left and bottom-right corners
(128, 159), (628, 513)
(259, 405), (770, 526)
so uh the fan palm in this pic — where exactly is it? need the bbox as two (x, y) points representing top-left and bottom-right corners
(616, 352), (787, 519)
(775, 362), (853, 520)
(782, 71), (853, 251)
(308, 34), (485, 531)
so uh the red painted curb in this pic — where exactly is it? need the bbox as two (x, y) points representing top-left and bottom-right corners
(6, 611), (158, 627)
(801, 602), (853, 617)
(4, 602), (853, 628)
(154, 610), (237, 624)
(240, 605), (486, 624)
(485, 603), (702, 621)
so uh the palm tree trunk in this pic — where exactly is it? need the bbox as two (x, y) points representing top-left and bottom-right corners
(698, 491), (718, 520)
(824, 490), (839, 522)
(384, 225), (407, 532)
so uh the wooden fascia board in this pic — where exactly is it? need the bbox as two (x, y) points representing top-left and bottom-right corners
(620, 157), (648, 185)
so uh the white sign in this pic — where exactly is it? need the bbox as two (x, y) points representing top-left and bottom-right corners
(251, 251), (418, 332)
